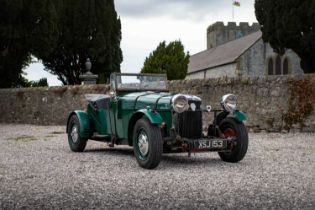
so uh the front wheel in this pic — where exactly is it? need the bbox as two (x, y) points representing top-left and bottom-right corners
(133, 118), (163, 169)
(67, 115), (87, 152)
(218, 117), (248, 162)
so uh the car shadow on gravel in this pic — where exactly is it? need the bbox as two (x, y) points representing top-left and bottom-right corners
(161, 155), (226, 167)
(83, 147), (236, 168)
(84, 147), (134, 156)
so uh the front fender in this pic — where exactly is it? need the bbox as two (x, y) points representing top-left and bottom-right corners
(127, 109), (164, 146)
(233, 110), (247, 122)
(67, 111), (91, 138)
(136, 109), (163, 125)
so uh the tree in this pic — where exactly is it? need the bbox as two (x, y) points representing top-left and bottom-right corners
(0, 0), (59, 88)
(0, 0), (30, 88)
(141, 41), (190, 80)
(31, 78), (48, 87)
(13, 76), (48, 88)
(0, 0), (122, 87)
(255, 0), (315, 73)
(40, 0), (123, 85)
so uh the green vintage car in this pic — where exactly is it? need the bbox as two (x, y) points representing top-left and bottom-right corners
(66, 73), (248, 169)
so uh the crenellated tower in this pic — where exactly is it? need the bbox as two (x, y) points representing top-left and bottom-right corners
(207, 22), (260, 49)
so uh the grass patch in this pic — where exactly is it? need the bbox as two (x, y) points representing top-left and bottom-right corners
(45, 135), (55, 138)
(50, 131), (64, 135)
(7, 135), (37, 142)
(44, 135), (55, 141)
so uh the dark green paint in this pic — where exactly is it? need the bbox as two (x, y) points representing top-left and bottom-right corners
(86, 104), (108, 135)
(110, 91), (174, 140)
(72, 111), (90, 138)
(233, 110), (247, 122)
(136, 109), (163, 124)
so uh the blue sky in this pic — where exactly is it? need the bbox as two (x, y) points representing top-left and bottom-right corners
(24, 0), (257, 86)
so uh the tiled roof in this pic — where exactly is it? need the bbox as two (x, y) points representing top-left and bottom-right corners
(188, 31), (262, 74)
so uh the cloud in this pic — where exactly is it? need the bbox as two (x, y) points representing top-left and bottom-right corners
(115, 0), (231, 21)
(116, 0), (258, 74)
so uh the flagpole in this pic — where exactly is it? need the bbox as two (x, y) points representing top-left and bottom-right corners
(232, 0), (234, 21)
(232, 0), (241, 21)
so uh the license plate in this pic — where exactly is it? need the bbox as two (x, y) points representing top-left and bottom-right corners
(196, 140), (226, 149)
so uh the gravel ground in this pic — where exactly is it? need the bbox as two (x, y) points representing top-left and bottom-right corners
(0, 124), (314, 210)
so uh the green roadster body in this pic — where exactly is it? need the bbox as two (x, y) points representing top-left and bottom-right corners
(67, 73), (248, 169)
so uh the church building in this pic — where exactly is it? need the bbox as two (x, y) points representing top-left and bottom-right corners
(186, 22), (303, 79)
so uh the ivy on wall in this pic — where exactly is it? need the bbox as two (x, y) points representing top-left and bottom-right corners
(283, 77), (315, 130)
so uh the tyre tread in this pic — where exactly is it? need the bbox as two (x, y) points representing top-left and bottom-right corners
(133, 118), (163, 169)
(67, 115), (87, 152)
(219, 117), (248, 162)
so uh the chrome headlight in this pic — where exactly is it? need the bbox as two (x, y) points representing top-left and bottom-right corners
(172, 94), (189, 113)
(220, 94), (237, 112)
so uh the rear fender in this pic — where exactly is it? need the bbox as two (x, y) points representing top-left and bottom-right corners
(67, 111), (91, 138)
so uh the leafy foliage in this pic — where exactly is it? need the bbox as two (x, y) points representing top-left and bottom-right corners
(30, 78), (49, 87)
(14, 76), (48, 88)
(0, 0), (122, 87)
(141, 41), (190, 80)
(0, 0), (59, 88)
(255, 0), (315, 73)
(40, 0), (122, 85)
(0, 0), (30, 88)
(283, 77), (315, 130)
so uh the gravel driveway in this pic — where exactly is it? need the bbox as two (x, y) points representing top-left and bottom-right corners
(0, 124), (314, 210)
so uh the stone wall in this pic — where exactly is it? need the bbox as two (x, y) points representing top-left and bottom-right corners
(0, 85), (110, 125)
(0, 75), (314, 132)
(169, 74), (315, 132)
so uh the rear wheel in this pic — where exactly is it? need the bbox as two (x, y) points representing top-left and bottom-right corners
(133, 118), (163, 169)
(218, 117), (248, 162)
(67, 115), (87, 152)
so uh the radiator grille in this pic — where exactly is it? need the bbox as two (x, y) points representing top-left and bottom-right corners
(176, 101), (202, 139)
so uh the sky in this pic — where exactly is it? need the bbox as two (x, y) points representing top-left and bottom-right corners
(24, 0), (258, 86)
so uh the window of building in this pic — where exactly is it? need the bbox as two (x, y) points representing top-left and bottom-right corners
(275, 55), (281, 75)
(268, 58), (273, 75)
(267, 55), (291, 76)
(283, 58), (289, 75)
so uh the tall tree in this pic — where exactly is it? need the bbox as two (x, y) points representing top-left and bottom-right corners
(0, 0), (29, 88)
(141, 41), (190, 80)
(255, 0), (315, 73)
(0, 0), (122, 87)
(0, 0), (59, 88)
(40, 0), (123, 85)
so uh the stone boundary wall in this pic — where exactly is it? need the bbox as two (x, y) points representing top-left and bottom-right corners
(0, 74), (314, 132)
(0, 85), (110, 125)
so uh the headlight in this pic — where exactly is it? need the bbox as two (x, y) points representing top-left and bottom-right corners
(220, 94), (237, 112)
(172, 94), (189, 113)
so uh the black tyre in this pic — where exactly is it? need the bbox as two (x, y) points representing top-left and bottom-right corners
(133, 118), (163, 169)
(67, 115), (87, 152)
(218, 117), (248, 162)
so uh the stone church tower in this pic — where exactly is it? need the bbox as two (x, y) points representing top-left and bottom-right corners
(187, 21), (303, 80)
(207, 22), (260, 49)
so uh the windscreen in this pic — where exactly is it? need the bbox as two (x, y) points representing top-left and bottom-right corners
(112, 74), (168, 91)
